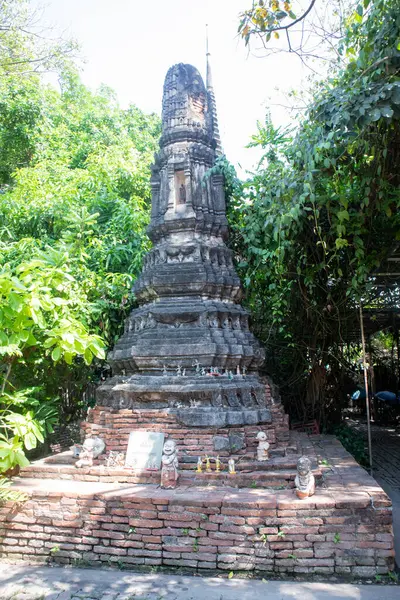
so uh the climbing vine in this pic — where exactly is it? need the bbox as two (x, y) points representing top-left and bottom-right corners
(225, 0), (400, 425)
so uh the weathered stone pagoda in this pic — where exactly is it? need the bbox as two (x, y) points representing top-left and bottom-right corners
(1, 62), (394, 580)
(95, 62), (271, 433)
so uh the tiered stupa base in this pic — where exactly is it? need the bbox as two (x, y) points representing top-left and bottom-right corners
(20, 379), (299, 489)
(81, 377), (287, 459)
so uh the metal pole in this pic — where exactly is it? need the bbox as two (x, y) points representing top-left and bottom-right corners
(368, 335), (377, 422)
(359, 305), (373, 476)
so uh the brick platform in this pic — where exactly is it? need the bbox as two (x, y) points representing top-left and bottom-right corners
(0, 436), (395, 578)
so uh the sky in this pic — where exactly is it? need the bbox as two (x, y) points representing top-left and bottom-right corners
(33, 0), (313, 173)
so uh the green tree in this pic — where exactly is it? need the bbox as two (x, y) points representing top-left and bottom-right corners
(0, 244), (105, 472)
(0, 2), (161, 473)
(0, 0), (76, 76)
(226, 0), (400, 425)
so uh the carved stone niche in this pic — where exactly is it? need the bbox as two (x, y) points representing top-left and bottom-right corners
(175, 170), (186, 206)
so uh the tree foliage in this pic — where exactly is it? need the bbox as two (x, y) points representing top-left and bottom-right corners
(0, 1), (161, 473)
(227, 0), (400, 425)
(0, 0), (77, 75)
(238, 0), (311, 44)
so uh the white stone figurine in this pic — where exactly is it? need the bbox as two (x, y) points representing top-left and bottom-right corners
(256, 431), (270, 461)
(75, 437), (105, 468)
(228, 458), (236, 474)
(161, 439), (179, 489)
(193, 360), (200, 375)
(295, 456), (315, 499)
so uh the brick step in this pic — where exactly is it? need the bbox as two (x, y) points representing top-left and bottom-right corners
(19, 465), (296, 488)
(236, 457), (299, 471)
(181, 470), (298, 488)
(20, 458), (322, 489)
(178, 446), (299, 464)
(179, 454), (303, 471)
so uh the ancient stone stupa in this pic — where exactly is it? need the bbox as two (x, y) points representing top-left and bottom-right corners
(4, 61), (394, 581)
(94, 62), (273, 436)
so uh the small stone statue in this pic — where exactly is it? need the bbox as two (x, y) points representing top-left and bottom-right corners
(75, 437), (105, 468)
(146, 314), (156, 329)
(200, 367), (206, 376)
(193, 360), (200, 375)
(210, 316), (219, 328)
(176, 364), (182, 376)
(236, 365), (241, 376)
(242, 366), (247, 377)
(182, 368), (186, 377)
(162, 364), (168, 376)
(178, 183), (186, 204)
(205, 456), (211, 472)
(228, 371), (233, 380)
(228, 458), (236, 475)
(295, 456), (315, 499)
(256, 431), (270, 461)
(161, 439), (179, 489)
(196, 457), (203, 473)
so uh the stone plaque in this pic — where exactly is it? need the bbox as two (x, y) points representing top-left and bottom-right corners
(125, 431), (164, 470)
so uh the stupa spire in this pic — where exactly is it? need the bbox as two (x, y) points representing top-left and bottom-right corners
(206, 24), (213, 89)
(206, 25), (223, 155)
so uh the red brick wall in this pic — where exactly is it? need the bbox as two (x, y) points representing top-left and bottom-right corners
(0, 487), (394, 577)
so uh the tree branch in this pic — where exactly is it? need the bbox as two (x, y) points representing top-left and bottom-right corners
(268, 0), (317, 33)
(0, 362), (12, 396)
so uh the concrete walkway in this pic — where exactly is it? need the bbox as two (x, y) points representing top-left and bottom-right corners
(0, 564), (399, 600)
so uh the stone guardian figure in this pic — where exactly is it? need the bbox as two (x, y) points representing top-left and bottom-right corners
(295, 456), (315, 499)
(75, 437), (105, 468)
(178, 183), (186, 204)
(256, 431), (270, 461)
(161, 439), (179, 488)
